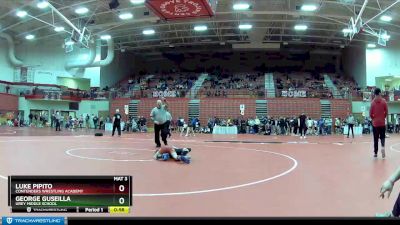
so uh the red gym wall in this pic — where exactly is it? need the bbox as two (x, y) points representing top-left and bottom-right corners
(331, 99), (352, 120)
(110, 98), (130, 122)
(267, 98), (321, 119)
(138, 98), (189, 126)
(0, 93), (18, 111)
(110, 98), (351, 125)
(199, 99), (256, 125)
(110, 98), (189, 126)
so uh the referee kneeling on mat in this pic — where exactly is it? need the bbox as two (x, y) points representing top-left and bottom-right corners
(150, 97), (169, 148)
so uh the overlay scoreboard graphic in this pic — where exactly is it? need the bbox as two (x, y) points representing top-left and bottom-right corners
(8, 176), (132, 214)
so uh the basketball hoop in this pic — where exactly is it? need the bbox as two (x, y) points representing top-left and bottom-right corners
(79, 27), (92, 48)
(64, 37), (74, 53)
(378, 28), (388, 46)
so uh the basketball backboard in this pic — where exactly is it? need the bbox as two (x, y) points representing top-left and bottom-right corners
(378, 28), (388, 46)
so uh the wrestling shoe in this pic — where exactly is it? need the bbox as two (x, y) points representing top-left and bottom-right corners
(376, 212), (393, 217)
(374, 153), (378, 158)
(180, 156), (191, 164)
(381, 147), (386, 159)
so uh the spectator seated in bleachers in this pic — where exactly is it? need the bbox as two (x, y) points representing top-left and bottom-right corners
(200, 72), (264, 98)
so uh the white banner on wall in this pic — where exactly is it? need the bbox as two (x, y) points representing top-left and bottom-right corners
(281, 90), (307, 98)
(153, 90), (177, 98)
(363, 92), (372, 101)
(240, 104), (245, 115)
(124, 105), (129, 115)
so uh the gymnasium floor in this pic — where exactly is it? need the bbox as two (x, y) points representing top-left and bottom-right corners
(0, 127), (399, 217)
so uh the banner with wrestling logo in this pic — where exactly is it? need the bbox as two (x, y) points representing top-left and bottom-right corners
(145, 0), (217, 21)
(281, 90), (307, 98)
(153, 90), (177, 98)
(2, 217), (64, 225)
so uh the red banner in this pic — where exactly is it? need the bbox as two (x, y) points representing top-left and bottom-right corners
(146, 0), (215, 20)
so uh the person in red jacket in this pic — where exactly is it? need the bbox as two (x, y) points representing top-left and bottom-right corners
(370, 88), (388, 158)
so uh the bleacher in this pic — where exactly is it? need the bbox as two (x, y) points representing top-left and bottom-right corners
(199, 72), (265, 98)
(0, 72), (362, 101)
(274, 72), (329, 98)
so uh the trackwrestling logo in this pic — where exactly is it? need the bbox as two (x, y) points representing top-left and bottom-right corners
(2, 217), (64, 225)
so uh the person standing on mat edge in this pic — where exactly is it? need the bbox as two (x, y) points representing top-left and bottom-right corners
(346, 113), (355, 138)
(298, 113), (307, 139)
(55, 111), (61, 132)
(370, 88), (388, 158)
(112, 109), (122, 137)
(151, 98), (169, 148)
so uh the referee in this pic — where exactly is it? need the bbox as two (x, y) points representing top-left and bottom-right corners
(150, 98), (169, 147)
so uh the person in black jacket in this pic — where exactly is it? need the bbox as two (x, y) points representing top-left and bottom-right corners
(299, 113), (307, 139)
(240, 117), (247, 134)
(112, 109), (122, 137)
(279, 117), (285, 135)
(93, 115), (99, 129)
(28, 113), (33, 126)
(293, 116), (299, 135)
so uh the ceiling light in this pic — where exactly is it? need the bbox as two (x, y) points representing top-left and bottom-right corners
(194, 25), (207, 31)
(238, 24), (252, 30)
(130, 0), (145, 4)
(342, 28), (352, 33)
(75, 7), (89, 15)
(142, 29), (155, 35)
(294, 25), (308, 31)
(100, 34), (111, 40)
(37, 1), (49, 9)
(16, 10), (28, 18)
(65, 40), (75, 45)
(25, 34), (35, 40)
(367, 43), (376, 48)
(119, 12), (133, 20)
(233, 3), (250, 10)
(54, 26), (65, 32)
(380, 15), (392, 22)
(301, 4), (317, 11)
